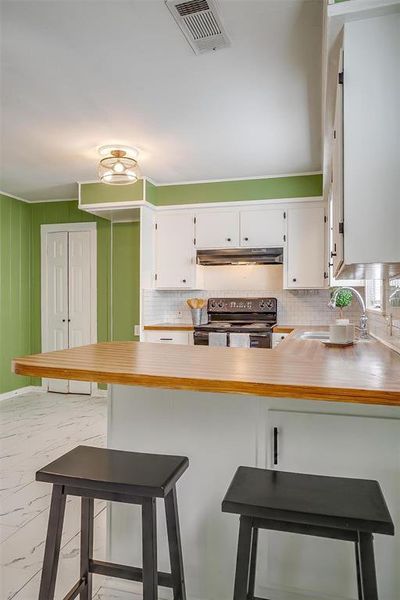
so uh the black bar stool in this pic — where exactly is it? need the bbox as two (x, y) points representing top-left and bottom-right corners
(222, 467), (394, 600)
(36, 445), (188, 600)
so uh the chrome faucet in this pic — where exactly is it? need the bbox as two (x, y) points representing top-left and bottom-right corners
(329, 287), (369, 339)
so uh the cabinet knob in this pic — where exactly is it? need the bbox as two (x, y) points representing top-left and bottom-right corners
(62, 319), (66, 323)
(244, 237), (249, 241)
(182, 279), (187, 283)
(226, 237), (231, 242)
(292, 278), (297, 282)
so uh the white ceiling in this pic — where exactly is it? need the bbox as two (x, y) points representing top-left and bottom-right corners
(0, 0), (323, 201)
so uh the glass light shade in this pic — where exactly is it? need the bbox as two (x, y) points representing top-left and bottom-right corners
(98, 150), (139, 185)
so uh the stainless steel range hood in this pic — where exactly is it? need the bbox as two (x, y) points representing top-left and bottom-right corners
(196, 248), (283, 266)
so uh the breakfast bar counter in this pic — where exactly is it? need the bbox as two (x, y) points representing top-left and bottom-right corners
(12, 331), (400, 599)
(13, 328), (400, 406)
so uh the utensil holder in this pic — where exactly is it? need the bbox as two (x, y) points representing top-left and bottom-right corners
(190, 308), (203, 326)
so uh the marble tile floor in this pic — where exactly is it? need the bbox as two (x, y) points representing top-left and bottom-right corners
(0, 390), (108, 599)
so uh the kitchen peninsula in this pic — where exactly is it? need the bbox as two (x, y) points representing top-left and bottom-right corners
(13, 333), (400, 600)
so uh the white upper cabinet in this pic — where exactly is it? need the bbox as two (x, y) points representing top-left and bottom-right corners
(285, 205), (326, 289)
(240, 208), (285, 247)
(195, 210), (239, 249)
(155, 211), (196, 289)
(330, 14), (400, 279)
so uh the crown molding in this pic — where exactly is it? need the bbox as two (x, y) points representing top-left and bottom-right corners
(0, 189), (30, 203)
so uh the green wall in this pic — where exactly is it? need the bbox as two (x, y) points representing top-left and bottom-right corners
(0, 194), (32, 393)
(154, 174), (322, 205)
(112, 222), (140, 341)
(80, 174), (322, 206)
(80, 180), (144, 205)
(1, 196), (141, 394)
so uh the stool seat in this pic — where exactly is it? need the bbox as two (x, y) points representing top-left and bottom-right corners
(36, 445), (189, 498)
(222, 467), (394, 535)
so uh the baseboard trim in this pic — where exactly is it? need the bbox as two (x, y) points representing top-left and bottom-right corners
(0, 385), (45, 402)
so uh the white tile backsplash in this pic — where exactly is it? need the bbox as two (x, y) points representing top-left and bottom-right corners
(143, 288), (364, 326)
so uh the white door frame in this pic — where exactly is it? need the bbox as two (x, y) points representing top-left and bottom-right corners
(41, 222), (97, 392)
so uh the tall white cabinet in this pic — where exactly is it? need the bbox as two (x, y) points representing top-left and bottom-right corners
(331, 13), (400, 279)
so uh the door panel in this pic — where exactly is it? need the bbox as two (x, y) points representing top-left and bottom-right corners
(46, 232), (69, 393)
(195, 211), (239, 248)
(240, 208), (284, 247)
(68, 231), (91, 394)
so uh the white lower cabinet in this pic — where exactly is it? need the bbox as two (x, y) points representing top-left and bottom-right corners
(143, 330), (192, 344)
(262, 410), (400, 600)
(285, 205), (327, 289)
(272, 332), (288, 348)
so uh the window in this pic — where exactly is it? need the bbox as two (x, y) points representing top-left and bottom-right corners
(365, 279), (383, 311)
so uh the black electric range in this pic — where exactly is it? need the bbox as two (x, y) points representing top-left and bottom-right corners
(193, 297), (277, 349)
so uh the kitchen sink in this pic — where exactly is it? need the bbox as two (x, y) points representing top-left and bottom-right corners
(295, 331), (330, 341)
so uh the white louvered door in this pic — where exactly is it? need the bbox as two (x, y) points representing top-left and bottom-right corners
(43, 228), (93, 394)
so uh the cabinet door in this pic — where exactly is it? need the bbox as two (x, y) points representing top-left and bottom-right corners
(195, 211), (239, 248)
(240, 208), (284, 247)
(286, 206), (326, 289)
(155, 212), (195, 289)
(144, 330), (190, 344)
(266, 411), (400, 600)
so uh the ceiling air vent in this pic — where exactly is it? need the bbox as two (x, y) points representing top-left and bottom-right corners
(165, 0), (230, 54)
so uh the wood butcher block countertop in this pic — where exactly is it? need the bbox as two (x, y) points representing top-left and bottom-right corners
(12, 328), (400, 406)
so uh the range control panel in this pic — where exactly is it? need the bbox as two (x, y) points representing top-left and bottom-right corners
(207, 298), (277, 313)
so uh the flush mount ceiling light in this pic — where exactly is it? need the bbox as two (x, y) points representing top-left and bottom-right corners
(98, 145), (140, 185)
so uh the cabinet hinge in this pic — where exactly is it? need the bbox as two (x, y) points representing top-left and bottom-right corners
(324, 215), (327, 223)
(283, 234), (286, 242)
(194, 216), (196, 224)
(283, 211), (286, 219)
(324, 271), (329, 279)
(155, 223), (158, 230)
(193, 238), (196, 245)
(154, 273), (157, 281)
(333, 129), (337, 140)
(339, 221), (344, 234)
(338, 71), (344, 85)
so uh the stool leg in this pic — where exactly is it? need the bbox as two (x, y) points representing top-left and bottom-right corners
(233, 516), (253, 600)
(355, 541), (363, 600)
(142, 497), (158, 599)
(247, 527), (258, 599)
(38, 484), (66, 600)
(358, 532), (378, 600)
(165, 486), (186, 600)
(80, 497), (94, 600)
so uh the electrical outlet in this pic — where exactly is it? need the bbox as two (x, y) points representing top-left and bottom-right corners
(177, 311), (183, 320)
(134, 325), (140, 337)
